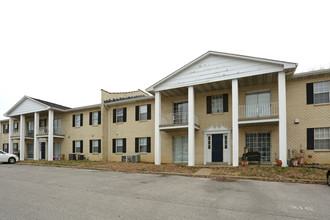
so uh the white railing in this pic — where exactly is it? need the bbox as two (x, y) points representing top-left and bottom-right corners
(160, 113), (199, 126)
(39, 127), (49, 135)
(239, 102), (278, 119)
(11, 130), (20, 137)
(26, 130), (34, 137)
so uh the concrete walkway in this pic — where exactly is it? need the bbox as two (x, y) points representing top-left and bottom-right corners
(193, 168), (213, 176)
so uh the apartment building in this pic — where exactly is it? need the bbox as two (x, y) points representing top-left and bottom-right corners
(1, 51), (329, 166)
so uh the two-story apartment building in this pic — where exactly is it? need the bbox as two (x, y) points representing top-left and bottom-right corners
(1, 51), (329, 166)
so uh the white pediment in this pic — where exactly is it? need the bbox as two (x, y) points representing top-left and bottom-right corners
(5, 96), (49, 117)
(204, 123), (231, 133)
(147, 51), (297, 92)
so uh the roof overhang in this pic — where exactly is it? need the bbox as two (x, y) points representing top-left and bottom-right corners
(146, 51), (297, 93)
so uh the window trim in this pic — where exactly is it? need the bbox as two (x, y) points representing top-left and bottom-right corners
(314, 127), (330, 150)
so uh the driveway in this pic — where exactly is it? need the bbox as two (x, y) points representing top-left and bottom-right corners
(0, 164), (329, 220)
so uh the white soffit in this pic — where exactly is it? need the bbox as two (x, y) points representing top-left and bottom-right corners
(4, 96), (49, 117)
(147, 51), (297, 92)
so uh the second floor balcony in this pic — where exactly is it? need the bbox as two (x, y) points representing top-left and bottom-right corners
(239, 102), (279, 123)
(160, 112), (200, 130)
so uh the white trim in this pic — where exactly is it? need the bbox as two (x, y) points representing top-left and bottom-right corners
(238, 118), (279, 125)
(147, 51), (297, 92)
(8, 117), (14, 154)
(154, 92), (161, 165)
(108, 109), (111, 162)
(19, 115), (25, 161)
(203, 124), (231, 165)
(232, 79), (239, 167)
(34, 112), (39, 160)
(159, 125), (200, 130)
(278, 71), (287, 167)
(48, 110), (54, 161)
(188, 86), (195, 166)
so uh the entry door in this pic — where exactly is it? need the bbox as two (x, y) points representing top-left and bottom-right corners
(172, 136), (188, 162)
(41, 142), (46, 160)
(212, 134), (223, 162)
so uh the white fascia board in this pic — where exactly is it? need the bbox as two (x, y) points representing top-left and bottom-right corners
(4, 96), (50, 117)
(293, 68), (330, 78)
(146, 51), (297, 92)
(238, 118), (279, 125)
(153, 66), (283, 92)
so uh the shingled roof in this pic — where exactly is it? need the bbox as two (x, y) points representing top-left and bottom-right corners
(30, 97), (71, 110)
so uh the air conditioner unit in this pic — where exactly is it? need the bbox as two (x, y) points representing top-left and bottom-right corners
(121, 156), (127, 162)
(126, 156), (132, 162)
(131, 155), (140, 163)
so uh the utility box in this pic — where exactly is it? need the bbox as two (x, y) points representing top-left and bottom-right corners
(69, 154), (76, 160)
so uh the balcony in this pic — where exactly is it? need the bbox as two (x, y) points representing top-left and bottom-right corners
(238, 102), (279, 124)
(38, 127), (63, 136)
(160, 112), (200, 130)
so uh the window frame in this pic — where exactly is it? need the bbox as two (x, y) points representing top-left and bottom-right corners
(139, 137), (148, 153)
(313, 81), (330, 104)
(116, 139), (124, 153)
(211, 95), (224, 114)
(75, 114), (81, 127)
(116, 108), (124, 123)
(314, 127), (330, 150)
(139, 105), (148, 121)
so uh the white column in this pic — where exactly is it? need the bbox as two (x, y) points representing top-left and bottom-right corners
(278, 71), (287, 167)
(8, 117), (14, 154)
(48, 110), (54, 161)
(19, 115), (25, 161)
(155, 91), (161, 165)
(34, 112), (39, 160)
(232, 79), (239, 167)
(188, 86), (195, 166)
(0, 122), (2, 149)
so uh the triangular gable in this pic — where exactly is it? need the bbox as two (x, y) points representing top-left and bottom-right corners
(147, 51), (297, 92)
(4, 96), (50, 117)
(204, 123), (231, 133)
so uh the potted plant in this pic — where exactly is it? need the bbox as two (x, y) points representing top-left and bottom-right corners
(241, 147), (249, 167)
(298, 148), (304, 166)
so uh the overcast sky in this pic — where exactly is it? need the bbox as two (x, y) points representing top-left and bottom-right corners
(1, 0), (330, 120)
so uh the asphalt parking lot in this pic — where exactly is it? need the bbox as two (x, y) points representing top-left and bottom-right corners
(0, 164), (329, 220)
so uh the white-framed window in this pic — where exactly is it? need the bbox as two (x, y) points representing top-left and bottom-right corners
(92, 140), (99, 153)
(116, 108), (124, 123)
(314, 128), (330, 150)
(14, 122), (19, 132)
(27, 121), (34, 137)
(92, 112), (98, 125)
(224, 135), (228, 149)
(212, 95), (223, 113)
(313, 81), (330, 104)
(74, 140), (82, 153)
(139, 137), (147, 153)
(75, 114), (81, 127)
(53, 142), (61, 158)
(39, 119), (47, 128)
(139, 105), (148, 121)
(116, 139), (123, 153)
(246, 133), (271, 162)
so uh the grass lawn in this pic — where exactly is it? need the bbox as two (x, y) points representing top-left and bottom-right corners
(17, 160), (328, 183)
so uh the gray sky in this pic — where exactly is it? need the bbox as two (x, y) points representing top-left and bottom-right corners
(1, 0), (330, 120)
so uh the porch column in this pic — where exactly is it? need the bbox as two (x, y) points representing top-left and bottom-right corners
(48, 110), (54, 161)
(278, 71), (287, 167)
(155, 91), (161, 165)
(19, 115), (25, 161)
(232, 79), (239, 167)
(188, 86), (195, 166)
(34, 112), (39, 160)
(8, 117), (14, 154)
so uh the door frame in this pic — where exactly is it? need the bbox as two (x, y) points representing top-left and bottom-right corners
(204, 124), (231, 165)
(39, 140), (47, 160)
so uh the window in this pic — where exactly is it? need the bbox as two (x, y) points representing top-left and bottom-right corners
(13, 143), (19, 154)
(72, 114), (83, 127)
(112, 138), (126, 153)
(13, 123), (19, 132)
(53, 118), (61, 135)
(246, 133), (271, 162)
(53, 142), (61, 158)
(208, 136), (211, 149)
(314, 128), (330, 150)
(135, 104), (151, 121)
(207, 94), (228, 114)
(72, 140), (83, 153)
(90, 140), (101, 153)
(3, 124), (9, 134)
(27, 143), (34, 159)
(245, 91), (271, 118)
(307, 81), (330, 104)
(89, 111), (101, 125)
(113, 108), (126, 123)
(3, 143), (9, 153)
(135, 137), (151, 153)
(224, 135), (228, 149)
(314, 81), (330, 104)
(39, 119), (47, 128)
(173, 102), (188, 124)
(27, 121), (34, 137)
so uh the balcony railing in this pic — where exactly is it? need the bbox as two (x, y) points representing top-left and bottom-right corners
(39, 127), (49, 135)
(26, 130), (34, 137)
(239, 102), (278, 120)
(160, 113), (199, 126)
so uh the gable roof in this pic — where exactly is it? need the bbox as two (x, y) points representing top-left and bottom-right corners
(4, 96), (71, 117)
(146, 51), (297, 93)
